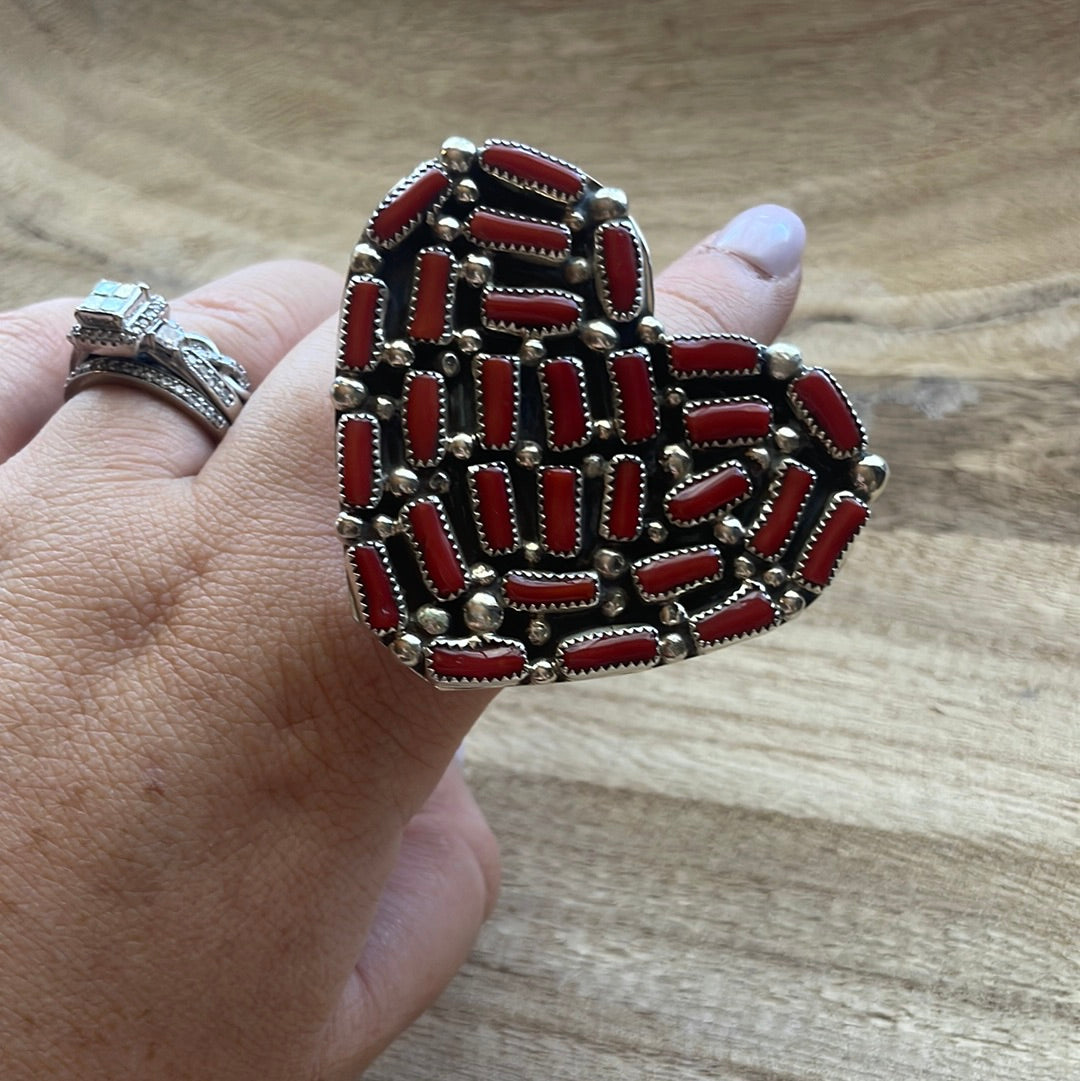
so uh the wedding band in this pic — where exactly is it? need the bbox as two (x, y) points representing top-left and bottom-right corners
(334, 137), (888, 688)
(65, 280), (251, 439)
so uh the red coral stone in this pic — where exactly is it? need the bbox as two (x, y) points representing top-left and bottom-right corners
(476, 355), (517, 449)
(482, 289), (582, 333)
(609, 349), (657, 443)
(789, 368), (865, 457)
(633, 547), (723, 601)
(684, 399), (772, 447)
(693, 589), (778, 646)
(351, 543), (402, 633)
(598, 224), (641, 319)
(668, 336), (760, 377)
(340, 415), (379, 509)
(471, 464), (518, 554)
(561, 629), (659, 674)
(370, 167), (451, 244)
(602, 455), (645, 541)
(750, 463), (815, 559)
(480, 142), (584, 200)
(341, 279), (383, 370)
(403, 372), (444, 467)
(666, 464), (752, 524)
(407, 249), (453, 342)
(541, 357), (589, 449)
(503, 571), (598, 609)
(430, 642), (527, 682)
(541, 468), (580, 555)
(467, 208), (571, 258)
(798, 496), (869, 588)
(407, 499), (466, 599)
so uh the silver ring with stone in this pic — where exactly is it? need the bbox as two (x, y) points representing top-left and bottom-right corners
(65, 280), (251, 439)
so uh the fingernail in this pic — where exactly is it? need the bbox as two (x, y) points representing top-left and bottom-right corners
(707, 204), (805, 279)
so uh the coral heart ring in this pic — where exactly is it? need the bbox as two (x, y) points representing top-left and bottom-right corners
(332, 136), (888, 688)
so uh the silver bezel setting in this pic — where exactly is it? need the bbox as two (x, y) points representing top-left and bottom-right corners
(556, 624), (661, 681)
(689, 580), (782, 654)
(630, 544), (725, 604)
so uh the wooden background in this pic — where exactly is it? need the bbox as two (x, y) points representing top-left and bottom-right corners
(2, 1), (1078, 1078)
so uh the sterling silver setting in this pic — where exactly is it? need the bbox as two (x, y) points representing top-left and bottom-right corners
(335, 137), (888, 688)
(65, 280), (250, 439)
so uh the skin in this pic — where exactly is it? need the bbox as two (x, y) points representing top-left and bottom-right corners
(0, 219), (802, 1080)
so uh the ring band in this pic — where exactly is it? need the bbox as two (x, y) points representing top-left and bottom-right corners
(65, 280), (251, 440)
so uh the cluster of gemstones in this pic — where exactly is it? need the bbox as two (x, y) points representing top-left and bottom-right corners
(332, 137), (887, 687)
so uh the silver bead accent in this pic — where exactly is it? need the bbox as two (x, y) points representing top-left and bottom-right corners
(594, 547), (628, 579)
(448, 432), (475, 460)
(374, 396), (397, 420)
(733, 555), (756, 580)
(662, 386), (687, 409)
(564, 208), (587, 232)
(372, 514), (397, 539)
(515, 441), (543, 469)
(428, 470), (451, 494)
(391, 633), (423, 666)
(388, 466), (420, 496)
(520, 338), (545, 366)
(454, 328), (483, 354)
(774, 424), (803, 453)
(762, 565), (788, 589)
(852, 453), (889, 502)
(713, 516), (746, 546)
(440, 135), (476, 173)
(745, 445), (771, 472)
(433, 215), (461, 242)
(593, 418), (615, 441)
(659, 601), (688, 626)
(601, 587), (629, 618)
(350, 242), (382, 275)
(637, 316), (664, 345)
(330, 376), (367, 410)
(439, 351), (461, 377)
(660, 632), (690, 664)
(383, 339), (414, 368)
(529, 658), (558, 684)
(460, 253), (493, 287)
(527, 618), (552, 646)
(453, 176), (479, 203)
(335, 512), (364, 540)
(589, 186), (629, 221)
(661, 444), (693, 481)
(765, 341), (803, 381)
(581, 319), (618, 352)
(523, 541), (542, 565)
(646, 520), (669, 544)
(468, 562), (498, 587)
(415, 603), (451, 637)
(779, 589), (807, 619)
(564, 256), (591, 284)
(463, 590), (503, 634)
(582, 453), (606, 478)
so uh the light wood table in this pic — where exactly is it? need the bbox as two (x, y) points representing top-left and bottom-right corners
(2, 2), (1077, 1078)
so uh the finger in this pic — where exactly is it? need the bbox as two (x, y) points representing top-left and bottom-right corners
(317, 760), (500, 1078)
(0, 297), (80, 463)
(17, 261), (340, 480)
(655, 203), (805, 342)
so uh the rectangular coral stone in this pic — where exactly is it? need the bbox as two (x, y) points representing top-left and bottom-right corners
(503, 571), (599, 611)
(407, 499), (466, 599)
(407, 248), (454, 342)
(339, 414), (380, 509)
(403, 371), (445, 467)
(541, 357), (590, 449)
(350, 543), (403, 634)
(609, 349), (658, 443)
(429, 640), (527, 683)
(632, 547), (723, 602)
(559, 627), (660, 676)
(369, 166), (451, 245)
(666, 463), (752, 525)
(476, 355), (518, 449)
(470, 464), (518, 555)
(667, 336), (761, 378)
(601, 455), (645, 541)
(340, 277), (385, 370)
(797, 495), (869, 589)
(540, 467), (581, 555)
(692, 588), (778, 648)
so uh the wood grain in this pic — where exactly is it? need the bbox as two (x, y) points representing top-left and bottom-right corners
(2, 0), (1078, 1078)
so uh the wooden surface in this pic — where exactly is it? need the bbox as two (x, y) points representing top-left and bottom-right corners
(3, 1), (1079, 1078)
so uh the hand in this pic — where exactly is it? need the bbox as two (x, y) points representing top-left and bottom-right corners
(0, 204), (804, 1080)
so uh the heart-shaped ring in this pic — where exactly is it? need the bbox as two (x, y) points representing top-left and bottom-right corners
(333, 136), (887, 688)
